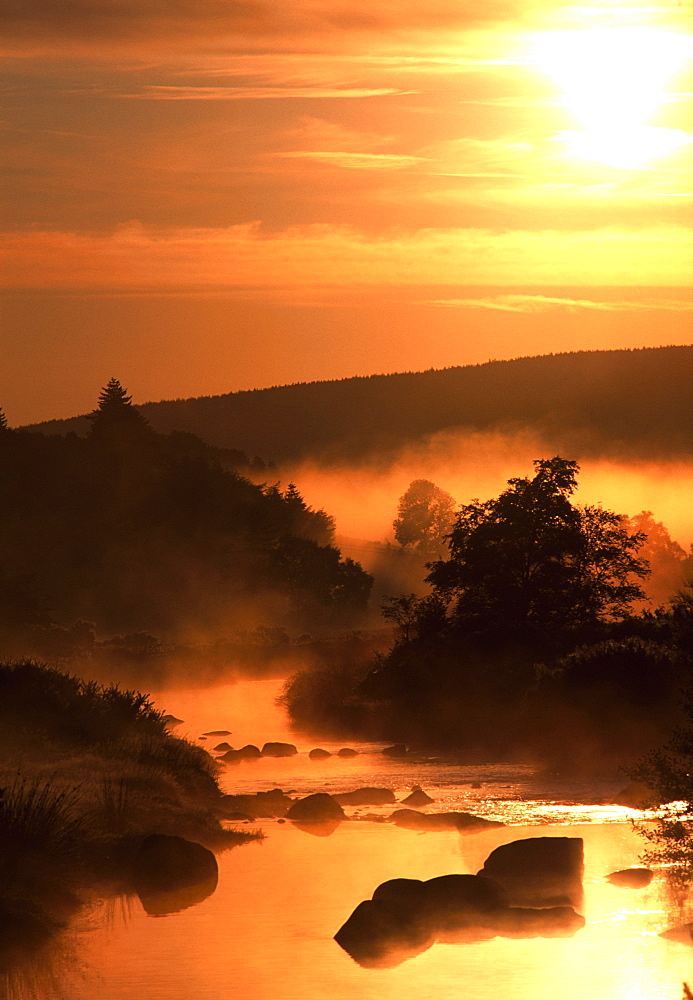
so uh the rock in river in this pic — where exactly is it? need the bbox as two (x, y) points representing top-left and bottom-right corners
(335, 869), (584, 968)
(606, 867), (653, 888)
(335, 787), (396, 807)
(286, 793), (347, 823)
(478, 836), (584, 908)
(389, 809), (504, 833)
(400, 786), (435, 807)
(261, 742), (298, 757)
(130, 834), (218, 914)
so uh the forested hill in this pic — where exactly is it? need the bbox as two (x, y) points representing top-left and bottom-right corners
(29, 347), (693, 464)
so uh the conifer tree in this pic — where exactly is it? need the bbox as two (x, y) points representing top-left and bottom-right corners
(88, 378), (149, 439)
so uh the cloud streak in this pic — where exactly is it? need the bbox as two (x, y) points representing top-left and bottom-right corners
(3, 223), (692, 292)
(116, 85), (417, 100)
(427, 294), (693, 312)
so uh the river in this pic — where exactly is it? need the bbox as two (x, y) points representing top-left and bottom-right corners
(12, 677), (693, 999)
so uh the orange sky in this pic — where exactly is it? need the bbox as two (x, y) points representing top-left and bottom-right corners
(2, 0), (692, 424)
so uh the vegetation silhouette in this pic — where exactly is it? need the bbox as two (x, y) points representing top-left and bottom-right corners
(284, 457), (692, 767)
(0, 659), (260, 979)
(0, 380), (372, 641)
(28, 347), (693, 463)
(393, 479), (455, 560)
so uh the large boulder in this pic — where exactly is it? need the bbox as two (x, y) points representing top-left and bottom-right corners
(237, 744), (262, 759)
(336, 870), (584, 967)
(286, 793), (346, 823)
(261, 742), (298, 757)
(334, 898), (435, 969)
(130, 835), (218, 914)
(337, 747), (358, 757)
(309, 748), (332, 760)
(390, 809), (504, 833)
(335, 787), (397, 807)
(478, 837), (584, 908)
(401, 786), (435, 807)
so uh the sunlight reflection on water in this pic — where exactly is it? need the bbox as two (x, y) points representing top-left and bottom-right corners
(15, 677), (692, 1000)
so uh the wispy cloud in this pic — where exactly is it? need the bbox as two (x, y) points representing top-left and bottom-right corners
(116, 85), (416, 100)
(276, 151), (427, 169)
(427, 294), (693, 312)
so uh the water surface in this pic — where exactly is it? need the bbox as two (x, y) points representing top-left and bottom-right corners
(14, 677), (693, 999)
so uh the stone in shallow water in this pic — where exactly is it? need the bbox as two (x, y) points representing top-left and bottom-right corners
(389, 808), (504, 833)
(309, 748), (332, 759)
(130, 834), (218, 915)
(335, 787), (396, 806)
(286, 793), (346, 823)
(261, 741), (298, 757)
(606, 867), (653, 888)
(400, 785), (435, 807)
(478, 836), (584, 908)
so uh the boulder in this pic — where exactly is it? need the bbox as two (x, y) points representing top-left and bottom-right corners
(606, 867), (653, 888)
(390, 809), (504, 833)
(161, 714), (183, 729)
(478, 837), (584, 908)
(335, 787), (397, 807)
(372, 877), (427, 909)
(261, 742), (298, 757)
(237, 744), (262, 759)
(382, 744), (408, 757)
(401, 786), (435, 807)
(130, 835), (218, 901)
(309, 748), (332, 760)
(213, 742), (234, 752)
(337, 747), (358, 758)
(335, 872), (585, 967)
(286, 793), (346, 824)
(334, 898), (435, 969)
(202, 730), (231, 736)
(416, 874), (507, 938)
(219, 749), (242, 763)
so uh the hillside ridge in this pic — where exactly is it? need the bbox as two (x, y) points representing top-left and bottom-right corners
(25, 346), (693, 464)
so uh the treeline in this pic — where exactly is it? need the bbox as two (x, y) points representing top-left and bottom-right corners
(282, 457), (693, 770)
(29, 347), (693, 463)
(0, 381), (372, 648)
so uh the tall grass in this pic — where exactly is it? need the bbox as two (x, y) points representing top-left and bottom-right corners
(0, 776), (91, 864)
(0, 659), (167, 749)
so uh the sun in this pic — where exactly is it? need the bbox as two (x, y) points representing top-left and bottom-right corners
(531, 27), (691, 168)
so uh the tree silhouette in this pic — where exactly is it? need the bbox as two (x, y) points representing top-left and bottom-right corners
(393, 479), (456, 559)
(87, 378), (150, 440)
(427, 457), (648, 641)
(0, 408), (8, 430)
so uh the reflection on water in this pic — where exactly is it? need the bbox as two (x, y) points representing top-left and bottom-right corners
(10, 678), (693, 999)
(57, 823), (693, 1000)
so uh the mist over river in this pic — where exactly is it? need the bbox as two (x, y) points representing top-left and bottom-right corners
(10, 677), (693, 1000)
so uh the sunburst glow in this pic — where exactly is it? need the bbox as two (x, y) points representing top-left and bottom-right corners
(532, 27), (692, 167)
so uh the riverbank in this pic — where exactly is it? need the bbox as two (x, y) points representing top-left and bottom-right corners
(0, 660), (260, 975)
